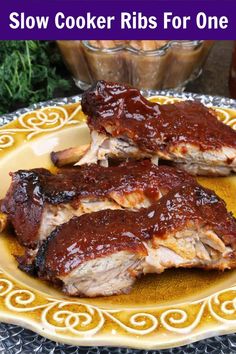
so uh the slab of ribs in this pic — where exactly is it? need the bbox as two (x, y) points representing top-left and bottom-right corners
(53, 80), (236, 176)
(2, 81), (236, 297)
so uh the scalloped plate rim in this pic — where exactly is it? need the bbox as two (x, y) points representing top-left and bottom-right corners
(0, 92), (236, 350)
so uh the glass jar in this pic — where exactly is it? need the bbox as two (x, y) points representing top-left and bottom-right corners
(57, 40), (214, 91)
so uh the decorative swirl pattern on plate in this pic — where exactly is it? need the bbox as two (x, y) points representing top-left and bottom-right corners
(0, 272), (157, 336)
(160, 303), (207, 334)
(0, 134), (15, 149)
(0, 269), (236, 338)
(0, 105), (82, 150)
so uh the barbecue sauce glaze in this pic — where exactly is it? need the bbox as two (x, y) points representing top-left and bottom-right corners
(39, 184), (236, 278)
(1, 160), (193, 248)
(82, 80), (236, 152)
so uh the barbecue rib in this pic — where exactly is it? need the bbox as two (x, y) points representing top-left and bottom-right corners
(1, 161), (193, 249)
(68, 80), (236, 176)
(27, 184), (236, 297)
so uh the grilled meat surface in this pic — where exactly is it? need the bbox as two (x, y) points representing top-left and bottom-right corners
(26, 184), (236, 297)
(4, 80), (236, 298)
(1, 160), (193, 249)
(78, 80), (236, 175)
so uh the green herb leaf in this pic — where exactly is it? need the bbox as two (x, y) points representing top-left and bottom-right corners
(0, 40), (73, 114)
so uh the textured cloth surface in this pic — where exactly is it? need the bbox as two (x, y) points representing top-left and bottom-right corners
(1, 323), (236, 354)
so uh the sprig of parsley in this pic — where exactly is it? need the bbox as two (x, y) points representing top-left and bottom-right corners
(0, 41), (72, 114)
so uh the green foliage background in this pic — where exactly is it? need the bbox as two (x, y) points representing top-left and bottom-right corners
(0, 41), (72, 114)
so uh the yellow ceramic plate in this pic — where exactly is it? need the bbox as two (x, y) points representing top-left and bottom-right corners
(0, 95), (236, 350)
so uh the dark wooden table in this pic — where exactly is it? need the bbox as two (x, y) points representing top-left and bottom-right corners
(186, 40), (233, 97)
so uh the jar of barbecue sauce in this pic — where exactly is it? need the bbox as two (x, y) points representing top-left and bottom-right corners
(229, 41), (236, 98)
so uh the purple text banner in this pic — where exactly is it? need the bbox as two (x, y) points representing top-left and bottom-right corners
(0, 0), (236, 40)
